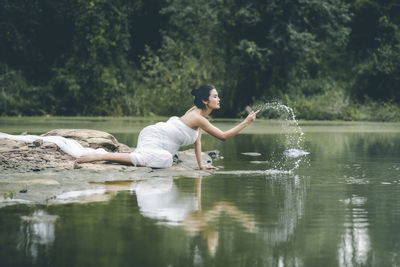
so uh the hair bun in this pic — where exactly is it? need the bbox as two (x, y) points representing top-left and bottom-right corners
(191, 87), (198, 96)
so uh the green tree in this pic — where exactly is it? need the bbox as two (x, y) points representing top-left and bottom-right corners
(149, 0), (352, 116)
(348, 0), (400, 102)
(49, 0), (132, 115)
(134, 0), (227, 115)
(0, 0), (74, 83)
(0, 0), (399, 119)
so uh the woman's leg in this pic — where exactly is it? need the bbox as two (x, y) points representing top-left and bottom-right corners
(130, 148), (173, 168)
(76, 152), (132, 164)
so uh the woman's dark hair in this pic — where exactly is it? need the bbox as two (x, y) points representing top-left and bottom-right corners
(191, 85), (215, 109)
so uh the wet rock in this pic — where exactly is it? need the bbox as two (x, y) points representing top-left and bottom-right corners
(206, 150), (220, 159)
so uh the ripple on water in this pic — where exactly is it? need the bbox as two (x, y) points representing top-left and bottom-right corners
(250, 161), (269, 164)
(344, 176), (370, 185)
(283, 149), (310, 158)
(215, 169), (293, 176)
(241, 152), (262, 156)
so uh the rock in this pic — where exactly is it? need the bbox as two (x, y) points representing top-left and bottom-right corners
(118, 143), (134, 153)
(33, 139), (43, 147)
(0, 136), (74, 171)
(43, 129), (122, 152)
(73, 162), (82, 169)
(42, 143), (58, 149)
(206, 150), (220, 159)
(0, 139), (26, 152)
(176, 149), (212, 169)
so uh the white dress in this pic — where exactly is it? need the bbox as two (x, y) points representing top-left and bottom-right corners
(129, 117), (199, 168)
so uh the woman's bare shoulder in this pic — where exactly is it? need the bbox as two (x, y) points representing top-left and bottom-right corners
(180, 108), (207, 128)
(184, 106), (196, 115)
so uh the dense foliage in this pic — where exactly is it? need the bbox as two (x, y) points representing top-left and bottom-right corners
(0, 0), (399, 120)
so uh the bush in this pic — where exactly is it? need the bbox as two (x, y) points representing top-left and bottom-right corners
(287, 89), (356, 120)
(0, 64), (49, 116)
(355, 99), (400, 122)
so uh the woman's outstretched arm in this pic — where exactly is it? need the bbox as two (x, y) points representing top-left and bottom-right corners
(199, 110), (259, 141)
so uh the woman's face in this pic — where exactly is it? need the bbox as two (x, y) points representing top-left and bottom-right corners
(207, 89), (220, 110)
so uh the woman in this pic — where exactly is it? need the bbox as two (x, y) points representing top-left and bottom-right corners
(76, 85), (259, 170)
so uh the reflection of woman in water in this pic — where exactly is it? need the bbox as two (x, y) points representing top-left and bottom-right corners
(111, 177), (257, 256)
(77, 85), (259, 169)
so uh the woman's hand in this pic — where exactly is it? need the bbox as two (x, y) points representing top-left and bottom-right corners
(244, 110), (260, 124)
(200, 165), (218, 170)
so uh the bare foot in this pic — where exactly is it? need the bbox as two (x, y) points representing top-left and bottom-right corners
(75, 153), (104, 163)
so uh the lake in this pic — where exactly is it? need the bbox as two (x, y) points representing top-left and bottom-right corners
(1, 117), (400, 267)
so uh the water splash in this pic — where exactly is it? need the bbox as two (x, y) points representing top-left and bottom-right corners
(254, 101), (309, 174)
(254, 101), (304, 148)
(213, 102), (309, 176)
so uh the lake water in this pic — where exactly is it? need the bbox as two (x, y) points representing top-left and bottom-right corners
(1, 117), (400, 267)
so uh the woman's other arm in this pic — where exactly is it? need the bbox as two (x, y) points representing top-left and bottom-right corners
(194, 129), (216, 170)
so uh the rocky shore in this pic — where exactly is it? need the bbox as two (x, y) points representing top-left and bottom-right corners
(0, 129), (214, 207)
(0, 129), (212, 172)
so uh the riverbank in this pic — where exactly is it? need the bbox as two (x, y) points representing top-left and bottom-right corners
(0, 129), (213, 207)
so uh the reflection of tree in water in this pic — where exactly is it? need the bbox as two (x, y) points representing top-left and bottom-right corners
(338, 195), (371, 267)
(17, 210), (58, 260)
(307, 132), (400, 266)
(252, 176), (307, 245)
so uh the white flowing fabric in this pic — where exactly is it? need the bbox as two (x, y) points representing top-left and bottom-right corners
(0, 132), (108, 158)
(129, 116), (199, 168)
